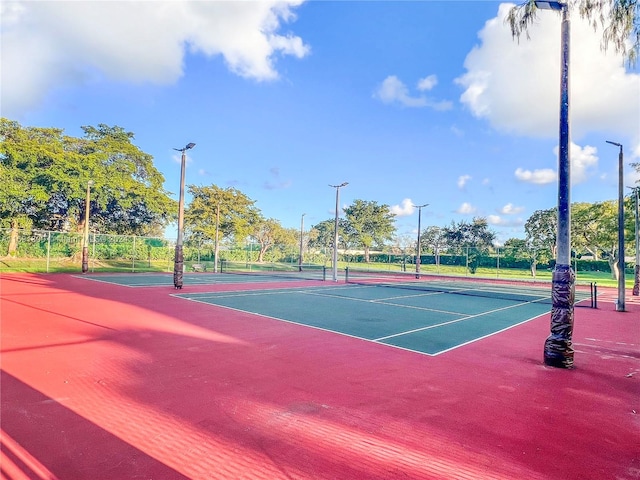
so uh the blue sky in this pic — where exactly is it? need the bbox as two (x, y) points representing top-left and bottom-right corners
(2, 1), (639, 244)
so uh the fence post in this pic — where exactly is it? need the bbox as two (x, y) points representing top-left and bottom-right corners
(46, 231), (51, 273)
(91, 234), (96, 272)
(466, 246), (469, 276)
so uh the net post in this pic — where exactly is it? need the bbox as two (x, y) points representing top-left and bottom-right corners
(322, 266), (327, 281)
(345, 266), (349, 283)
(593, 282), (597, 309)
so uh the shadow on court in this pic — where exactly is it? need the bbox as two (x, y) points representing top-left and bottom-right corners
(1, 273), (637, 479)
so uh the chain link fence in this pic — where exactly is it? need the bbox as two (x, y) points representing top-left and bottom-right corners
(0, 229), (176, 273)
(1, 228), (627, 278)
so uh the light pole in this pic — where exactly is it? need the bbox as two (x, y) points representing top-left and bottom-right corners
(535, 0), (574, 368)
(214, 203), (220, 273)
(173, 142), (196, 289)
(607, 141), (626, 310)
(413, 203), (429, 278)
(630, 186), (640, 296)
(330, 182), (348, 282)
(81, 180), (94, 273)
(299, 213), (306, 272)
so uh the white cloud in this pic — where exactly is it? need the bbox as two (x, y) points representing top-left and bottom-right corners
(374, 75), (452, 110)
(514, 167), (556, 185)
(499, 203), (524, 215)
(457, 202), (477, 215)
(456, 3), (640, 147)
(457, 174), (472, 189)
(374, 76), (428, 107)
(1, 0), (309, 116)
(487, 214), (524, 227)
(390, 198), (415, 216)
(417, 75), (438, 91)
(515, 142), (599, 185)
(487, 215), (504, 225)
(563, 143), (598, 184)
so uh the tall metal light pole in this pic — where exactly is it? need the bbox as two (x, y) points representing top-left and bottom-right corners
(413, 203), (429, 278)
(330, 182), (348, 282)
(299, 213), (306, 272)
(535, 1), (574, 368)
(173, 142), (196, 289)
(81, 180), (94, 273)
(607, 141), (625, 310)
(214, 202), (220, 273)
(630, 186), (640, 296)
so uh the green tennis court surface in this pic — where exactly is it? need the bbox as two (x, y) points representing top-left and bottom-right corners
(175, 283), (564, 355)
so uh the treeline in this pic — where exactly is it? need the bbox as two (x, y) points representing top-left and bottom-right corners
(2, 119), (638, 280)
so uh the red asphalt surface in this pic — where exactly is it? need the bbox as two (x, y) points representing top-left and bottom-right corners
(1, 273), (638, 480)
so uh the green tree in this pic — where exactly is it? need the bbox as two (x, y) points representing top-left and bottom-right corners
(524, 208), (557, 276)
(184, 185), (261, 246)
(389, 233), (415, 268)
(250, 218), (295, 262)
(308, 218), (351, 264)
(508, 0), (639, 65)
(421, 226), (446, 267)
(572, 200), (636, 279)
(0, 119), (62, 253)
(502, 238), (528, 258)
(501, 237), (541, 276)
(343, 199), (396, 262)
(442, 217), (496, 273)
(77, 125), (175, 236)
(0, 119), (175, 255)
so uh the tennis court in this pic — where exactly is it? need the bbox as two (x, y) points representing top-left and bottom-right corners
(78, 265), (327, 287)
(175, 281), (574, 355)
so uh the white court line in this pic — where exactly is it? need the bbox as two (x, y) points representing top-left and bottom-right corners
(173, 285), (340, 300)
(299, 289), (463, 316)
(374, 297), (547, 341)
(172, 283), (551, 357)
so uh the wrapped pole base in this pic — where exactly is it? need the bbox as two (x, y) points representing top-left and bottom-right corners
(81, 246), (89, 274)
(173, 245), (184, 289)
(633, 265), (639, 296)
(544, 264), (575, 368)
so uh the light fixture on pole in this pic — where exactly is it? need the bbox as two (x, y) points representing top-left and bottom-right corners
(607, 140), (625, 311)
(81, 180), (94, 273)
(299, 213), (306, 272)
(412, 203), (429, 278)
(330, 182), (348, 282)
(630, 186), (640, 296)
(535, 0), (574, 368)
(173, 142), (196, 289)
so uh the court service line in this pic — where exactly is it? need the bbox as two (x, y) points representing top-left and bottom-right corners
(299, 289), (463, 316)
(73, 275), (143, 288)
(432, 309), (551, 356)
(374, 298), (545, 342)
(172, 295), (437, 357)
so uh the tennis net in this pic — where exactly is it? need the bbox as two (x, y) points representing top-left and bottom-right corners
(220, 261), (327, 281)
(344, 267), (595, 306)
